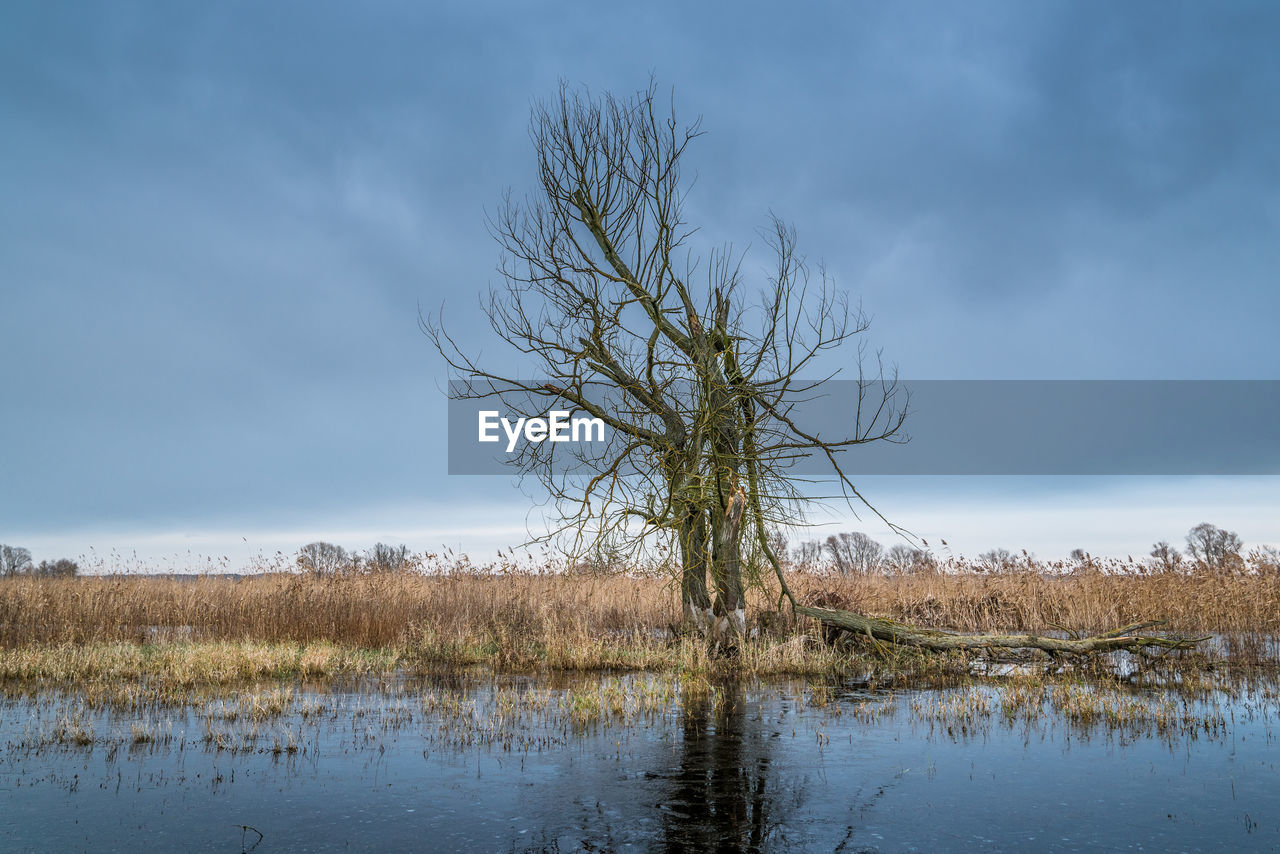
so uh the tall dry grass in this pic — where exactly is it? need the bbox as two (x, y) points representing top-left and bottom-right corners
(4, 561), (1280, 643)
(0, 570), (680, 648)
(793, 569), (1280, 635)
(0, 569), (846, 678)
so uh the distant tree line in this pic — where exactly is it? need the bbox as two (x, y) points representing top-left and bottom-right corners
(295, 542), (415, 576)
(777, 521), (1276, 577)
(779, 531), (935, 576)
(0, 544), (79, 577)
(1146, 522), (1265, 574)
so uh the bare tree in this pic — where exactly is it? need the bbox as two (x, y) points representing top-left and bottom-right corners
(1185, 523), (1243, 572)
(426, 81), (906, 638)
(792, 539), (825, 572)
(35, 559), (78, 578)
(367, 543), (411, 573)
(765, 529), (788, 565)
(0, 545), (33, 577)
(825, 532), (884, 576)
(884, 543), (927, 576)
(1149, 541), (1183, 574)
(297, 542), (350, 576)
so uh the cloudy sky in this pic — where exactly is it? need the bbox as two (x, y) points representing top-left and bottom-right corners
(2, 1), (1277, 570)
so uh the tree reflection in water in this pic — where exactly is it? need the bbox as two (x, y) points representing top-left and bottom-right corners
(657, 681), (799, 852)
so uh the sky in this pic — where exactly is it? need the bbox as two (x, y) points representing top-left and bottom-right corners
(2, 1), (1278, 571)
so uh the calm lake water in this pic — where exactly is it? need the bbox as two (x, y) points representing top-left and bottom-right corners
(3, 673), (1278, 852)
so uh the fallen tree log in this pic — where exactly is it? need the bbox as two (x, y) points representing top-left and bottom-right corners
(796, 606), (1208, 654)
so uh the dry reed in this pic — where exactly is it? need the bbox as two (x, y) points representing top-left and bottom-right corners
(794, 567), (1280, 635)
(2, 560), (1278, 683)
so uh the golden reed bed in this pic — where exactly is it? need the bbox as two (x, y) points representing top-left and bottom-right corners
(2, 562), (1278, 666)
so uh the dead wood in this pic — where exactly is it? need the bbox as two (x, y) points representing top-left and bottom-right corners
(796, 606), (1209, 654)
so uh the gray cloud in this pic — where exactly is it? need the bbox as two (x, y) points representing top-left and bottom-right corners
(2, 1), (1277, 546)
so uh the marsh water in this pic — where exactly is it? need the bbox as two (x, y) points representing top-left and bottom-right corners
(3, 672), (1278, 853)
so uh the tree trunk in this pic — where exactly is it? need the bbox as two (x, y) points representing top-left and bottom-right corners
(678, 504), (714, 633)
(797, 606), (1208, 654)
(709, 483), (747, 640)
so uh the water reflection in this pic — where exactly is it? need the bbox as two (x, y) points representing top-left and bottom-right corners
(657, 682), (787, 852)
(4, 673), (1279, 852)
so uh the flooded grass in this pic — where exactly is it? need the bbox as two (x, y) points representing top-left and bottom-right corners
(7, 661), (1277, 761)
(4, 669), (1279, 851)
(4, 673), (696, 764)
